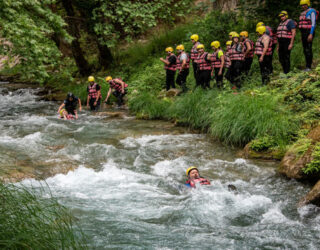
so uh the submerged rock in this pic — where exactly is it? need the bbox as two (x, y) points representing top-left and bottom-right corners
(299, 180), (320, 207)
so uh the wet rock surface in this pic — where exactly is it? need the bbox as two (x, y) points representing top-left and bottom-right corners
(299, 180), (320, 207)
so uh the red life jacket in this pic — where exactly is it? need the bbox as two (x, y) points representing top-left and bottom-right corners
(66, 114), (74, 120)
(186, 178), (211, 188)
(244, 39), (254, 58)
(190, 42), (200, 60)
(229, 44), (244, 61)
(197, 52), (212, 71)
(212, 49), (224, 68)
(224, 48), (231, 68)
(88, 83), (101, 99)
(277, 19), (294, 39)
(164, 55), (177, 71)
(109, 78), (128, 92)
(176, 52), (190, 70)
(266, 26), (277, 45)
(299, 8), (319, 29)
(255, 35), (273, 56)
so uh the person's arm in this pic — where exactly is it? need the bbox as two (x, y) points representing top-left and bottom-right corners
(289, 28), (296, 50)
(78, 98), (82, 111)
(74, 110), (78, 119)
(308, 11), (316, 41)
(244, 41), (251, 57)
(115, 79), (125, 93)
(58, 103), (65, 113)
(181, 58), (187, 71)
(219, 55), (225, 75)
(259, 36), (270, 62)
(104, 87), (112, 103)
(87, 94), (90, 107)
(160, 57), (170, 65)
(94, 86), (101, 106)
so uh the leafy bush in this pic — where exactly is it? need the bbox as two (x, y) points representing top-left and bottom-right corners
(0, 183), (86, 249)
(304, 143), (320, 175)
(250, 136), (277, 152)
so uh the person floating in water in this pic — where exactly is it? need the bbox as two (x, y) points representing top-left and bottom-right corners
(58, 92), (81, 120)
(185, 166), (211, 188)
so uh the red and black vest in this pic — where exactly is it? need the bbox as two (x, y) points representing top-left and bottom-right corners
(197, 52), (212, 71)
(109, 78), (128, 92)
(224, 47), (232, 68)
(211, 50), (224, 68)
(186, 178), (211, 188)
(176, 52), (190, 70)
(230, 44), (244, 61)
(299, 9), (315, 30)
(277, 19), (294, 39)
(255, 35), (273, 56)
(244, 39), (254, 58)
(164, 55), (177, 71)
(266, 26), (277, 45)
(88, 83), (101, 99)
(190, 42), (200, 60)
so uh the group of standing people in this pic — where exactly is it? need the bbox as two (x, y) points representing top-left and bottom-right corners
(161, 0), (317, 90)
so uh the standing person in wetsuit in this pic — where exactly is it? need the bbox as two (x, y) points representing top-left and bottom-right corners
(190, 34), (201, 87)
(229, 33), (245, 89)
(104, 76), (128, 107)
(209, 41), (225, 89)
(160, 47), (177, 91)
(255, 26), (273, 85)
(87, 76), (102, 111)
(299, 0), (317, 71)
(57, 92), (82, 120)
(176, 44), (190, 93)
(240, 31), (254, 76)
(224, 41), (232, 83)
(277, 11), (297, 74)
(185, 166), (210, 188)
(195, 44), (212, 89)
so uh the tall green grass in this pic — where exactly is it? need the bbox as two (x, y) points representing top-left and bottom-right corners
(0, 182), (87, 249)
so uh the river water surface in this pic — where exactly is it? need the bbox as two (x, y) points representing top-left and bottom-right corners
(1, 85), (320, 249)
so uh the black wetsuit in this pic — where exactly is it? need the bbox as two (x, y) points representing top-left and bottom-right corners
(64, 97), (79, 115)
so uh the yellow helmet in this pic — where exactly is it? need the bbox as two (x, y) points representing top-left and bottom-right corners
(211, 41), (220, 49)
(190, 34), (199, 42)
(279, 10), (289, 18)
(186, 166), (198, 176)
(197, 44), (204, 50)
(105, 76), (112, 81)
(229, 31), (236, 37)
(300, 0), (310, 6)
(240, 31), (249, 38)
(256, 26), (267, 35)
(88, 76), (95, 82)
(165, 47), (174, 52)
(226, 41), (232, 46)
(232, 32), (240, 38)
(176, 44), (185, 51)
(256, 22), (265, 28)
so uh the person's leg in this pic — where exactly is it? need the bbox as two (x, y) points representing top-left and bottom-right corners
(166, 70), (170, 91)
(283, 39), (291, 74)
(192, 62), (199, 87)
(181, 69), (189, 92)
(89, 99), (95, 111)
(234, 61), (243, 88)
(204, 70), (211, 89)
(171, 71), (176, 89)
(176, 72), (182, 87)
(225, 68), (231, 82)
(94, 100), (101, 111)
(278, 39), (286, 73)
(301, 30), (312, 69)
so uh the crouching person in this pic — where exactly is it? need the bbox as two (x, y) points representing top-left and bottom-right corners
(104, 76), (128, 107)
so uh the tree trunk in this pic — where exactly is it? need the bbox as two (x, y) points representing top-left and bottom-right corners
(96, 40), (113, 69)
(61, 0), (91, 76)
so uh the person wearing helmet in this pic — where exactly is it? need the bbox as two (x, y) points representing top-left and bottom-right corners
(277, 11), (297, 74)
(104, 76), (128, 107)
(256, 22), (277, 73)
(195, 44), (212, 89)
(87, 76), (102, 111)
(209, 41), (225, 89)
(176, 45), (190, 93)
(240, 31), (254, 75)
(190, 34), (201, 87)
(299, 0), (318, 71)
(229, 31), (237, 42)
(185, 166), (211, 188)
(160, 47), (177, 91)
(57, 92), (82, 120)
(229, 33), (244, 89)
(255, 26), (273, 85)
(224, 41), (232, 83)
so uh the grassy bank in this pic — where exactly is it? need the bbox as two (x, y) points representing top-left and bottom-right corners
(0, 182), (86, 249)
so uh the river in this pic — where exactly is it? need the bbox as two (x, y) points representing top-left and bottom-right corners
(1, 84), (320, 249)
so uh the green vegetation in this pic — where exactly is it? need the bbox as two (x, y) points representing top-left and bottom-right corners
(304, 143), (320, 175)
(0, 182), (86, 249)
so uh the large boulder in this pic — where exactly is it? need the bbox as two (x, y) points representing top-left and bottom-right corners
(166, 88), (182, 97)
(299, 180), (320, 207)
